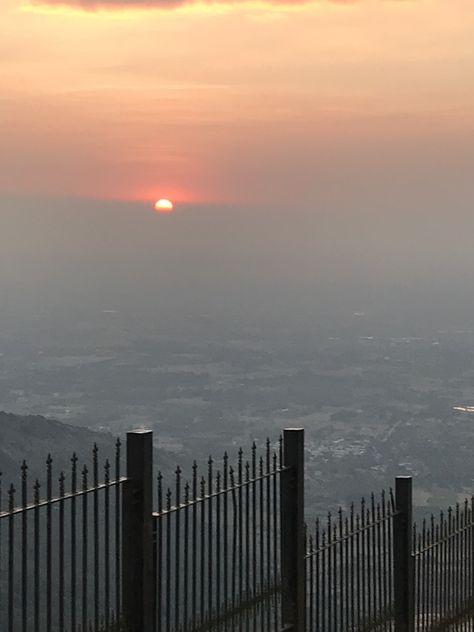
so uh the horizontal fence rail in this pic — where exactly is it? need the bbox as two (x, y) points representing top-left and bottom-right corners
(153, 437), (286, 632)
(0, 441), (126, 632)
(305, 490), (396, 632)
(414, 499), (474, 632)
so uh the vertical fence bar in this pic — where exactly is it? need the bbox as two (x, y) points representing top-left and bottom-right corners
(259, 457), (264, 622)
(327, 513), (333, 630)
(350, 507), (355, 632)
(207, 458), (213, 627)
(157, 472), (164, 632)
(184, 481), (190, 630)
(441, 511), (447, 621)
(273, 450), (279, 632)
(115, 439), (121, 619)
(200, 476), (206, 627)
(265, 440), (271, 632)
(394, 476), (414, 632)
(166, 487), (172, 632)
(59, 472), (66, 632)
(315, 520), (321, 632)
(467, 496), (474, 624)
(192, 462), (198, 629)
(238, 450), (243, 632)
(8, 484), (15, 632)
(0, 474), (2, 621)
(82, 465), (89, 631)
(104, 460), (111, 631)
(71, 453), (78, 632)
(93, 445), (100, 632)
(34, 480), (40, 632)
(251, 446), (257, 632)
(244, 461), (249, 632)
(281, 427), (305, 632)
(122, 429), (154, 632)
(434, 521), (439, 626)
(176, 466), (182, 632)
(414, 525), (420, 631)
(21, 462), (28, 632)
(47, 455), (53, 632)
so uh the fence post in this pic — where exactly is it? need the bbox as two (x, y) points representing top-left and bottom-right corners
(394, 475), (414, 632)
(281, 428), (305, 632)
(122, 430), (154, 632)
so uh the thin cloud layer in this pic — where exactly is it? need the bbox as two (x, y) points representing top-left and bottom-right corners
(27, 0), (358, 11)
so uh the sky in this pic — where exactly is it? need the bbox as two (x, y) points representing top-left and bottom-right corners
(2, 0), (474, 340)
(1, 0), (473, 206)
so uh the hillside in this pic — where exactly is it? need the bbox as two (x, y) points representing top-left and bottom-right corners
(0, 411), (167, 501)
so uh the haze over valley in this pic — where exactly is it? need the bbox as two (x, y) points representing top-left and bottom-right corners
(2, 194), (474, 513)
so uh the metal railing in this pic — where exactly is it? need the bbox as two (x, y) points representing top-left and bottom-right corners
(305, 491), (396, 632)
(121, 428), (303, 632)
(0, 440), (125, 632)
(1, 426), (474, 632)
(153, 439), (285, 632)
(414, 500), (474, 631)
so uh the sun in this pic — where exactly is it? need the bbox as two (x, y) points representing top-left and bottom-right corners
(154, 199), (174, 213)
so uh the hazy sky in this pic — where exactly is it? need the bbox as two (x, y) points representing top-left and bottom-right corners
(2, 0), (474, 339)
(1, 0), (473, 206)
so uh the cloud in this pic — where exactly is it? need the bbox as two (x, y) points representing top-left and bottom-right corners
(26, 0), (358, 11)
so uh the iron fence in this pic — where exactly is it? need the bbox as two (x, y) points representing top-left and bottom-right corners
(0, 441), (126, 632)
(414, 499), (474, 631)
(1, 426), (474, 632)
(305, 491), (395, 632)
(153, 438), (285, 632)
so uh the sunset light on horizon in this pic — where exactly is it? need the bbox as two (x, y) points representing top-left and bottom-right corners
(1, 0), (473, 208)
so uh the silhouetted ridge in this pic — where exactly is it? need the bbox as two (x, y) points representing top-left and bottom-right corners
(0, 411), (118, 488)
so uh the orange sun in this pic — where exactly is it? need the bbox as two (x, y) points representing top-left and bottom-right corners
(154, 199), (174, 213)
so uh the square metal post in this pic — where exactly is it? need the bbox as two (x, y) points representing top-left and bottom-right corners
(122, 430), (154, 632)
(394, 476), (414, 632)
(280, 428), (305, 632)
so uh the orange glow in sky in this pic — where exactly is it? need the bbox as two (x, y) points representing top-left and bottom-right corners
(1, 0), (474, 205)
